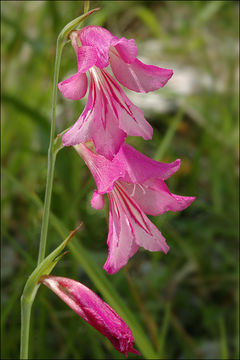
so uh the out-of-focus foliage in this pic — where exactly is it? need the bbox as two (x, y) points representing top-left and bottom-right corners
(1, 1), (239, 359)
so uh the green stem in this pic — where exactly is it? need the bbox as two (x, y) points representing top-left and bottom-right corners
(37, 38), (63, 265)
(20, 297), (33, 360)
(20, 36), (63, 358)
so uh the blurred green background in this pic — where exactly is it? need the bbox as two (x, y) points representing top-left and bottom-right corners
(1, 1), (239, 359)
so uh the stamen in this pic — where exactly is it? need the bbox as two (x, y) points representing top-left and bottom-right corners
(130, 184), (137, 197)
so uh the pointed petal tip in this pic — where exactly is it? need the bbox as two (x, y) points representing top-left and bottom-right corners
(103, 263), (118, 275)
(141, 127), (153, 141)
(175, 158), (181, 166)
(186, 196), (196, 206)
(168, 68), (174, 78)
(129, 348), (141, 356)
(156, 67), (174, 88)
(163, 243), (170, 254)
(110, 53), (174, 93)
(171, 158), (181, 173)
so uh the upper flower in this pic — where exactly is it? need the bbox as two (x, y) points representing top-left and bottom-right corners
(75, 143), (195, 274)
(40, 275), (140, 356)
(58, 26), (173, 159)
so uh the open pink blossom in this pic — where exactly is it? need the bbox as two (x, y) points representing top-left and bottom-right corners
(40, 275), (140, 356)
(74, 143), (195, 274)
(59, 26), (173, 159)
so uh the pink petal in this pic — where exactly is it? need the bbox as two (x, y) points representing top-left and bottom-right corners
(103, 182), (169, 274)
(119, 101), (153, 140)
(103, 196), (139, 274)
(116, 182), (169, 253)
(123, 179), (195, 216)
(74, 144), (126, 194)
(77, 46), (98, 73)
(63, 73), (127, 159)
(62, 78), (98, 146)
(111, 37), (137, 63)
(118, 101), (153, 140)
(110, 51), (173, 93)
(79, 26), (113, 68)
(91, 190), (105, 210)
(58, 46), (97, 101)
(88, 70), (127, 159)
(116, 144), (181, 184)
(58, 72), (88, 100)
(40, 276), (139, 356)
(91, 99), (126, 160)
(100, 69), (153, 140)
(62, 113), (92, 145)
(62, 81), (95, 145)
(132, 213), (169, 252)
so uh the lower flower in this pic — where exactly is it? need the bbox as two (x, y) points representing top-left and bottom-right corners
(40, 275), (140, 356)
(74, 143), (195, 274)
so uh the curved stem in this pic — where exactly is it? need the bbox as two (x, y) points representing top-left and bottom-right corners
(37, 39), (64, 265)
(20, 38), (63, 359)
(21, 36), (64, 355)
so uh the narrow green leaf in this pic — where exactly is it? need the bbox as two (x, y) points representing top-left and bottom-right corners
(154, 109), (184, 160)
(158, 302), (171, 358)
(22, 224), (82, 303)
(197, 1), (226, 24)
(219, 317), (229, 360)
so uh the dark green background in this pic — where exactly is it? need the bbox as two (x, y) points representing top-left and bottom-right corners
(1, 1), (239, 359)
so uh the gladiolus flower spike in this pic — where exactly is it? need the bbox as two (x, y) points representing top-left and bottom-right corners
(40, 275), (140, 357)
(58, 25), (173, 160)
(75, 143), (195, 274)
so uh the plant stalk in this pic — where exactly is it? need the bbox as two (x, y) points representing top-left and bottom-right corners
(20, 37), (63, 359)
(37, 38), (64, 265)
(20, 297), (33, 359)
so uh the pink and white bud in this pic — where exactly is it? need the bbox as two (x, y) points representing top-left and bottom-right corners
(40, 275), (140, 356)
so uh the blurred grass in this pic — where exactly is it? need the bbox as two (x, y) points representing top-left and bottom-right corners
(1, 1), (239, 359)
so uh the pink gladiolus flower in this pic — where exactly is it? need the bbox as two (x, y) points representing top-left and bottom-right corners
(58, 26), (173, 159)
(74, 143), (195, 274)
(40, 275), (140, 356)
